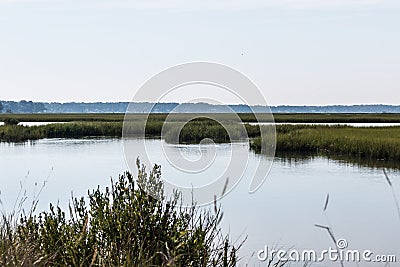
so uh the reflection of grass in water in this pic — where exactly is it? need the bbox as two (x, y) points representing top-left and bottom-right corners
(251, 125), (400, 166)
(0, 160), (242, 266)
(273, 151), (400, 170)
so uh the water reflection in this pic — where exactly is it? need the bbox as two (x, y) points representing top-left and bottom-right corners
(0, 121), (68, 126)
(274, 151), (400, 170)
(0, 138), (399, 266)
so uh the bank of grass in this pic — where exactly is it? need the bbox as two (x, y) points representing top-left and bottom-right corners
(2, 120), (400, 166)
(0, 113), (126, 122)
(0, 120), (247, 143)
(0, 122), (123, 142)
(251, 125), (400, 162)
(0, 161), (241, 266)
(0, 121), (169, 142)
(2, 113), (400, 123)
(163, 120), (248, 144)
(273, 113), (400, 123)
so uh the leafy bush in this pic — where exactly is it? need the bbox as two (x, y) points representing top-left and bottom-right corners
(0, 160), (240, 266)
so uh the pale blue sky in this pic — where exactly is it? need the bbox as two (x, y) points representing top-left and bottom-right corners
(0, 0), (399, 105)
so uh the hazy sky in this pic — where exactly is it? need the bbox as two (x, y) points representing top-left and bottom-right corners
(0, 0), (399, 105)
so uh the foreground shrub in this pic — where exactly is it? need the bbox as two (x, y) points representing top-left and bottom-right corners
(0, 160), (240, 266)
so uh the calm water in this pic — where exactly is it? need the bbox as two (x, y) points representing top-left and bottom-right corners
(0, 122), (68, 126)
(0, 138), (399, 266)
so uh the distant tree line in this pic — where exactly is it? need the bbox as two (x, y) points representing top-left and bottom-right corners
(1, 100), (400, 114)
(0, 100), (46, 113)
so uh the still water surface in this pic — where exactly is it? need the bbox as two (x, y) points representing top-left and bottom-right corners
(0, 122), (68, 126)
(0, 138), (399, 266)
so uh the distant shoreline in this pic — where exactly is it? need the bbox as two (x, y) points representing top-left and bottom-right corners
(1, 100), (400, 114)
(2, 113), (400, 123)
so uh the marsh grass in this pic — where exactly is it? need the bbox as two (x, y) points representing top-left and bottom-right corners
(3, 113), (400, 123)
(0, 120), (251, 143)
(0, 123), (120, 142)
(41, 122), (123, 138)
(2, 120), (400, 167)
(0, 160), (241, 266)
(0, 125), (43, 142)
(251, 125), (400, 162)
(0, 121), (164, 142)
(272, 113), (400, 123)
(2, 118), (20, 126)
(163, 120), (248, 144)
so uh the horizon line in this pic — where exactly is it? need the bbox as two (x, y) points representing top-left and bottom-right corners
(1, 100), (399, 107)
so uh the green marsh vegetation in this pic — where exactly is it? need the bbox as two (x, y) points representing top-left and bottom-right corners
(162, 119), (248, 144)
(251, 125), (400, 163)
(0, 120), (170, 142)
(272, 113), (400, 123)
(0, 118), (250, 143)
(0, 125), (43, 142)
(0, 160), (241, 266)
(1, 114), (400, 168)
(2, 113), (400, 123)
(0, 122), (123, 142)
(2, 118), (20, 126)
